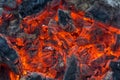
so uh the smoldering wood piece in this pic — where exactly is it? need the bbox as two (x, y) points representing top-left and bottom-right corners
(112, 34), (120, 51)
(20, 72), (54, 80)
(85, 5), (110, 22)
(80, 64), (94, 79)
(90, 54), (107, 69)
(76, 37), (89, 46)
(58, 9), (75, 32)
(63, 55), (80, 80)
(0, 36), (22, 75)
(18, 0), (52, 18)
(110, 61), (120, 80)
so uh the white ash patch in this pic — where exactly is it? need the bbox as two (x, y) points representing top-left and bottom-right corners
(106, 0), (120, 7)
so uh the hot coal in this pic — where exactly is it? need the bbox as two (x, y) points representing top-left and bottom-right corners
(18, 0), (52, 18)
(58, 9), (75, 32)
(21, 72), (53, 80)
(0, 36), (22, 75)
(110, 61), (120, 71)
(3, 0), (17, 9)
(58, 9), (71, 26)
(110, 61), (120, 80)
(63, 55), (80, 80)
(86, 6), (110, 22)
(113, 35), (120, 51)
(26, 72), (42, 80)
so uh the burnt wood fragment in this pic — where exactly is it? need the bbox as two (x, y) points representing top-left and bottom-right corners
(63, 55), (80, 80)
(86, 4), (110, 23)
(58, 9), (71, 26)
(18, 0), (52, 18)
(21, 72), (53, 80)
(110, 61), (120, 80)
(0, 36), (22, 75)
(58, 9), (75, 32)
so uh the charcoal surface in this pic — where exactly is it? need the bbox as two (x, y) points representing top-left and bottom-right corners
(26, 73), (42, 80)
(110, 61), (120, 71)
(58, 9), (71, 26)
(112, 71), (120, 80)
(86, 5), (110, 22)
(0, 37), (18, 62)
(18, 0), (52, 18)
(110, 61), (120, 80)
(20, 72), (54, 80)
(0, 36), (22, 74)
(3, 0), (16, 9)
(63, 55), (80, 80)
(58, 9), (75, 32)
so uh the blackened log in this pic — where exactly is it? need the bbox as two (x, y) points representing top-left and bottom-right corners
(18, 0), (52, 18)
(63, 55), (80, 80)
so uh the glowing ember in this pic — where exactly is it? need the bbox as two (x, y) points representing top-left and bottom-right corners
(0, 0), (120, 80)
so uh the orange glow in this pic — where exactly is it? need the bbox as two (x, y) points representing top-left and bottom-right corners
(0, 16), (3, 26)
(1, 1), (120, 80)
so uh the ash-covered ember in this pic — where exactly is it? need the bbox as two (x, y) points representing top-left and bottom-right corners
(0, 0), (120, 80)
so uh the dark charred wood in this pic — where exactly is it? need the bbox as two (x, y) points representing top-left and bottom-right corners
(63, 55), (80, 80)
(58, 9), (75, 32)
(18, 0), (52, 18)
(0, 36), (22, 75)
(21, 72), (54, 80)
(86, 5), (110, 22)
(110, 61), (120, 80)
(112, 35), (120, 51)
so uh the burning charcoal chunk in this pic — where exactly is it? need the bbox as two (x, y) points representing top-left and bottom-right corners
(3, 0), (17, 9)
(91, 55), (106, 68)
(19, 0), (52, 18)
(80, 64), (93, 78)
(0, 36), (22, 74)
(21, 72), (53, 80)
(110, 61), (120, 71)
(110, 61), (120, 80)
(58, 9), (71, 26)
(58, 9), (75, 32)
(26, 72), (42, 80)
(112, 35), (120, 51)
(86, 5), (110, 22)
(76, 37), (89, 46)
(63, 55), (80, 80)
